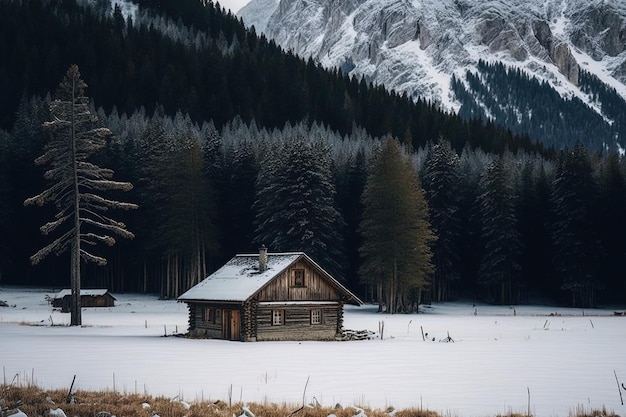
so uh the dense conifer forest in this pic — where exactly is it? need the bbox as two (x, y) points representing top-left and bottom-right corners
(0, 0), (625, 308)
(452, 60), (626, 151)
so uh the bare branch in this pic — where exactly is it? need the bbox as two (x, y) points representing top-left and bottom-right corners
(81, 217), (135, 239)
(30, 230), (73, 265)
(81, 233), (116, 246)
(83, 179), (134, 192)
(81, 193), (137, 209)
(40, 214), (72, 235)
(80, 249), (107, 266)
(24, 181), (72, 206)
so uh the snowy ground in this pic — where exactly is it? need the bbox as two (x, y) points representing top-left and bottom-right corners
(1, 286), (625, 417)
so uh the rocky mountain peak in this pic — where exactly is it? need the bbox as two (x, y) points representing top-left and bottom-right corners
(240, 0), (625, 104)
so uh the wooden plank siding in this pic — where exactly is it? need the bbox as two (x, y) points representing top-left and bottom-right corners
(53, 294), (116, 312)
(187, 302), (243, 340)
(256, 261), (342, 303)
(256, 303), (340, 341)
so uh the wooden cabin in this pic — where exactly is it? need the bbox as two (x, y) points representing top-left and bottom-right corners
(51, 289), (116, 312)
(178, 247), (362, 341)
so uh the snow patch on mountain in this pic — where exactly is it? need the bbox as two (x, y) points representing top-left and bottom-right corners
(239, 0), (626, 116)
(237, 0), (278, 33)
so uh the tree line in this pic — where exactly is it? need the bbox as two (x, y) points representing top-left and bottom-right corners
(2, 90), (625, 309)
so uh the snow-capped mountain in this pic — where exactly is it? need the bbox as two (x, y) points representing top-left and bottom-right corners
(236, 0), (278, 32)
(239, 0), (626, 149)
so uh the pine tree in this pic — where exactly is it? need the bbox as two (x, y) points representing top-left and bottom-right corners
(163, 128), (217, 297)
(359, 137), (436, 313)
(0, 129), (11, 273)
(135, 110), (172, 255)
(595, 151), (626, 303)
(551, 143), (598, 307)
(456, 145), (486, 293)
(335, 148), (369, 297)
(517, 159), (554, 298)
(477, 156), (521, 304)
(4, 95), (50, 282)
(422, 140), (462, 301)
(24, 65), (137, 325)
(253, 137), (345, 277)
(221, 140), (258, 256)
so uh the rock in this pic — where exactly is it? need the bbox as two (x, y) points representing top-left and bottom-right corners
(49, 408), (67, 417)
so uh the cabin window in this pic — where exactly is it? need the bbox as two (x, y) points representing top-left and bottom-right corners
(272, 309), (284, 326)
(215, 309), (222, 324)
(293, 269), (305, 287)
(310, 309), (322, 325)
(203, 307), (213, 322)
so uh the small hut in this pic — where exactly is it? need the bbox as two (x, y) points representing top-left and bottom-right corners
(178, 247), (362, 341)
(51, 289), (116, 312)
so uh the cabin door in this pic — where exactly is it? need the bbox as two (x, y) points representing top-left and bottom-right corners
(222, 309), (240, 341)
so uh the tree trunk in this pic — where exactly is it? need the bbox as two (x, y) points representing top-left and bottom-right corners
(70, 74), (82, 327)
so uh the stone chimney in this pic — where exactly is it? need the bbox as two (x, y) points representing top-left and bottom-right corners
(258, 244), (268, 273)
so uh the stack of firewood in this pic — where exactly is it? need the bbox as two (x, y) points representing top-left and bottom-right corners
(340, 329), (377, 341)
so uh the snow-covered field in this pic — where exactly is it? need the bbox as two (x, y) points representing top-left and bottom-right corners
(1, 286), (625, 417)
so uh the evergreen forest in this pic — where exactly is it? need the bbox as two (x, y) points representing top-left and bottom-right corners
(1, 0), (625, 309)
(452, 60), (626, 151)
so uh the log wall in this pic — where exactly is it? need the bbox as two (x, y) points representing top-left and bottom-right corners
(187, 302), (242, 339)
(256, 303), (340, 341)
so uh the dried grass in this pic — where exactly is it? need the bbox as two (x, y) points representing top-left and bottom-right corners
(0, 384), (618, 417)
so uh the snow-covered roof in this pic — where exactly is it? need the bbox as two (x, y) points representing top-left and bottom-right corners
(177, 253), (303, 302)
(53, 289), (115, 299)
(178, 252), (361, 304)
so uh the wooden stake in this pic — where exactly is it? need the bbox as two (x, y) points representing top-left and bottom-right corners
(301, 375), (310, 406)
(615, 370), (624, 405)
(66, 375), (76, 404)
(420, 326), (425, 341)
(287, 376), (311, 416)
(527, 387), (531, 416)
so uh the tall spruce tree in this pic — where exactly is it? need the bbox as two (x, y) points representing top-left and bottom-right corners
(335, 148), (369, 297)
(422, 140), (462, 301)
(253, 137), (345, 277)
(134, 110), (173, 293)
(359, 137), (436, 313)
(477, 156), (521, 304)
(24, 65), (137, 325)
(221, 140), (258, 256)
(0, 129), (11, 274)
(595, 151), (626, 303)
(517, 160), (554, 298)
(551, 143), (598, 307)
(163, 129), (217, 297)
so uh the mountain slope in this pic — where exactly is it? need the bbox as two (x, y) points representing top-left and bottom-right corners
(239, 0), (626, 150)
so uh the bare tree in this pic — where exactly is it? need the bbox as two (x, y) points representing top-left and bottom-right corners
(24, 65), (137, 326)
